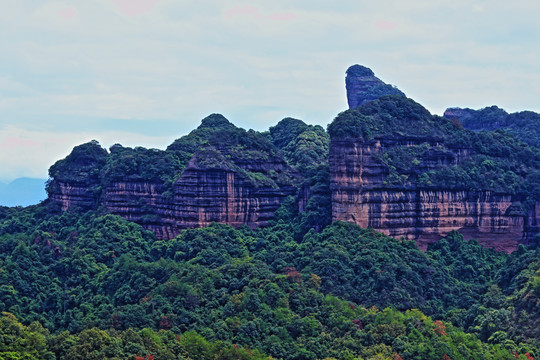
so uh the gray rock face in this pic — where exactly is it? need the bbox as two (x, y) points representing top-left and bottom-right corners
(346, 65), (405, 109)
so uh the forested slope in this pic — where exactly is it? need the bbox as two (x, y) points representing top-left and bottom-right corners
(0, 204), (538, 359)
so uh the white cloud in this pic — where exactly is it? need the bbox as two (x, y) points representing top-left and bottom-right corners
(1, 0), (540, 180)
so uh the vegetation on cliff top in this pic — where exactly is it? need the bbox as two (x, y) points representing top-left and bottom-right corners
(267, 118), (332, 235)
(8, 69), (540, 359)
(269, 118), (329, 173)
(328, 96), (540, 201)
(346, 65), (376, 77)
(446, 105), (540, 149)
(46, 114), (300, 203)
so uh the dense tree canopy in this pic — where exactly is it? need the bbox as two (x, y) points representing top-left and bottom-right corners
(328, 96), (540, 204)
(448, 106), (540, 149)
(0, 204), (538, 359)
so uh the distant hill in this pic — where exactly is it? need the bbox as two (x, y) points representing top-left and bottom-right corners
(444, 105), (540, 149)
(0, 177), (47, 207)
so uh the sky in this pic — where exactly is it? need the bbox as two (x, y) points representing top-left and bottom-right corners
(1, 0), (540, 182)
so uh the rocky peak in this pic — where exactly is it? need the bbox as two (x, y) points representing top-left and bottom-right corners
(345, 64), (405, 109)
(346, 64), (375, 77)
(198, 113), (236, 130)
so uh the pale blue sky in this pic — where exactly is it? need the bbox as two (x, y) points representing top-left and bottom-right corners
(1, 0), (539, 182)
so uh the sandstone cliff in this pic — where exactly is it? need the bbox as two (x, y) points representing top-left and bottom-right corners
(329, 137), (532, 252)
(47, 115), (299, 239)
(330, 69), (540, 251)
(46, 67), (540, 252)
(48, 141), (107, 211)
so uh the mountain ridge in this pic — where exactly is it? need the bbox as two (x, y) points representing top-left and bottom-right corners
(30, 65), (540, 251)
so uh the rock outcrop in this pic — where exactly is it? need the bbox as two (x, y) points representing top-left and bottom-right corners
(48, 141), (107, 211)
(346, 65), (405, 109)
(331, 67), (540, 252)
(46, 67), (539, 252)
(329, 137), (533, 252)
(100, 157), (296, 239)
(47, 115), (299, 239)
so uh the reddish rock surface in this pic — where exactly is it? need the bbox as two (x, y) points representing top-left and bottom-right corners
(330, 137), (537, 252)
(49, 145), (298, 240)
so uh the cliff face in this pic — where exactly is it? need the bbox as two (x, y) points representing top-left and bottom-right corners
(47, 116), (299, 239)
(172, 163), (293, 228)
(50, 156), (297, 239)
(46, 68), (539, 251)
(330, 65), (540, 252)
(47, 141), (107, 211)
(98, 164), (295, 239)
(330, 138), (532, 252)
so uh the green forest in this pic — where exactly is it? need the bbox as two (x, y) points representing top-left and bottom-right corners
(328, 96), (540, 203)
(446, 106), (540, 149)
(1, 200), (539, 359)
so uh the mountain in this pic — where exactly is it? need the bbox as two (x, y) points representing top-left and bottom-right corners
(331, 67), (540, 252)
(0, 177), (47, 207)
(47, 114), (302, 239)
(444, 105), (540, 149)
(42, 66), (540, 252)
(1, 64), (539, 359)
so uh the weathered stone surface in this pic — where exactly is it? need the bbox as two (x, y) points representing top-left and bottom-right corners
(329, 137), (537, 252)
(48, 142), (299, 240)
(47, 141), (107, 211)
(49, 180), (100, 211)
(47, 68), (539, 252)
(346, 65), (405, 109)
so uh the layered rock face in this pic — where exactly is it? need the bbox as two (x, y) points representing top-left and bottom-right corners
(346, 65), (405, 109)
(47, 68), (539, 251)
(331, 65), (540, 251)
(47, 117), (299, 239)
(48, 141), (107, 211)
(100, 162), (296, 239)
(50, 156), (297, 239)
(172, 162), (294, 229)
(330, 138), (531, 252)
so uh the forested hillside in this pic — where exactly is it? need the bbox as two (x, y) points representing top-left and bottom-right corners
(444, 106), (540, 149)
(0, 202), (538, 359)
